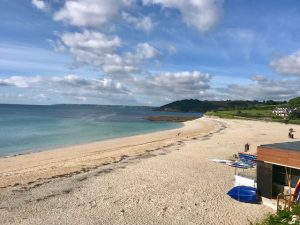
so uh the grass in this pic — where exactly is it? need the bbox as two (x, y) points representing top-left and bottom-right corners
(205, 108), (300, 125)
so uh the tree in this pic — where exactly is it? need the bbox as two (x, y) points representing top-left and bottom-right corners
(289, 109), (300, 119)
(288, 97), (300, 107)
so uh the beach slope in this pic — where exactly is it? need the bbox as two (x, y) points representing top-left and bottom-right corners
(1, 117), (298, 224)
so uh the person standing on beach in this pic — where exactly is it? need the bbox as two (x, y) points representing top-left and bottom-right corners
(289, 128), (295, 139)
(244, 143), (250, 152)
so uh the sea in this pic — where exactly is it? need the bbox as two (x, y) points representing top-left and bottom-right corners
(0, 104), (201, 157)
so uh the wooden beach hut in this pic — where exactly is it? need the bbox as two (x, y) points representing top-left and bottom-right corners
(256, 141), (300, 199)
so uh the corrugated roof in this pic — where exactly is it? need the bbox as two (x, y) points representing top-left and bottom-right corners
(261, 141), (300, 152)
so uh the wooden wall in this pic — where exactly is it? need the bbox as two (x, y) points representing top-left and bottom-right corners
(257, 146), (300, 169)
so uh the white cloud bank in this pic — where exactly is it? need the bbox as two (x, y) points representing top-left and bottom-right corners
(132, 71), (210, 95)
(53, 0), (222, 33)
(271, 51), (300, 76)
(122, 12), (154, 32)
(53, 0), (133, 27)
(2, 73), (299, 104)
(0, 75), (127, 93)
(57, 30), (160, 74)
(143, 0), (223, 32)
(0, 71), (212, 105)
(215, 75), (300, 101)
(47, 0), (224, 80)
(32, 0), (47, 11)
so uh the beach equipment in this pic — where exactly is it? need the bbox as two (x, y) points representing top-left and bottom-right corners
(234, 173), (256, 188)
(210, 152), (257, 169)
(210, 159), (233, 164)
(238, 152), (257, 164)
(229, 162), (253, 169)
(227, 186), (260, 203)
(210, 157), (254, 168)
(238, 152), (257, 160)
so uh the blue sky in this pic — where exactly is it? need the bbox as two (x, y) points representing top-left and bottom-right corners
(0, 0), (300, 105)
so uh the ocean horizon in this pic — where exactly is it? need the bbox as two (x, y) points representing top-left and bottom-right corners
(0, 104), (201, 157)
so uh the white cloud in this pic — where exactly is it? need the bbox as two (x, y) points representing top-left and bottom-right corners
(57, 30), (160, 74)
(167, 44), (177, 54)
(122, 12), (154, 32)
(101, 42), (161, 74)
(134, 43), (161, 60)
(32, 0), (47, 10)
(0, 75), (136, 105)
(0, 76), (41, 88)
(61, 30), (121, 55)
(271, 51), (300, 76)
(54, 0), (133, 27)
(9, 72), (297, 105)
(0, 75), (128, 94)
(215, 75), (300, 100)
(0, 70), (212, 105)
(143, 0), (223, 32)
(131, 71), (212, 101)
(76, 96), (87, 101)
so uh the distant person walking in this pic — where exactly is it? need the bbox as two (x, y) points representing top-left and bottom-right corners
(244, 143), (250, 152)
(289, 128), (295, 139)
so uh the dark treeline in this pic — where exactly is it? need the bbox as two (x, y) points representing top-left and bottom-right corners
(157, 99), (290, 113)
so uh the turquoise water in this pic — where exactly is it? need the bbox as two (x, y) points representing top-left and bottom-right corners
(0, 104), (201, 157)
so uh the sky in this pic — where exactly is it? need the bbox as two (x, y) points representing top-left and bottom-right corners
(0, 0), (300, 106)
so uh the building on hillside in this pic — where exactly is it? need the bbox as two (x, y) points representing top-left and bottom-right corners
(272, 107), (291, 118)
(272, 107), (298, 118)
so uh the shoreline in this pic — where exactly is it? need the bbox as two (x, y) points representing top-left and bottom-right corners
(145, 115), (201, 122)
(2, 117), (299, 224)
(0, 117), (220, 189)
(0, 121), (184, 159)
(0, 120), (187, 160)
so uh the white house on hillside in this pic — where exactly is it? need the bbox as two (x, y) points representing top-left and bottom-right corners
(272, 107), (297, 118)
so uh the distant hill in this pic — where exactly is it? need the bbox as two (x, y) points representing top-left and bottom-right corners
(158, 100), (219, 112)
(158, 99), (286, 112)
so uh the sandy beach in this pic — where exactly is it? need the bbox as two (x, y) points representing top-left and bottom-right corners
(1, 116), (300, 225)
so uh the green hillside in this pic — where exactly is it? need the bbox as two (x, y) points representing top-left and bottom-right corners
(158, 99), (286, 113)
(157, 98), (299, 124)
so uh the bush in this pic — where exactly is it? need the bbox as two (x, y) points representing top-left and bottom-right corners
(289, 110), (300, 119)
(289, 97), (300, 107)
(253, 204), (300, 225)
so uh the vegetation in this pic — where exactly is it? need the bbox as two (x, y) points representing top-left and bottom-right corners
(206, 107), (284, 121)
(289, 97), (300, 107)
(158, 99), (286, 113)
(157, 98), (300, 124)
(206, 108), (300, 124)
(289, 108), (300, 120)
(158, 99), (220, 112)
(205, 98), (300, 125)
(253, 204), (300, 225)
